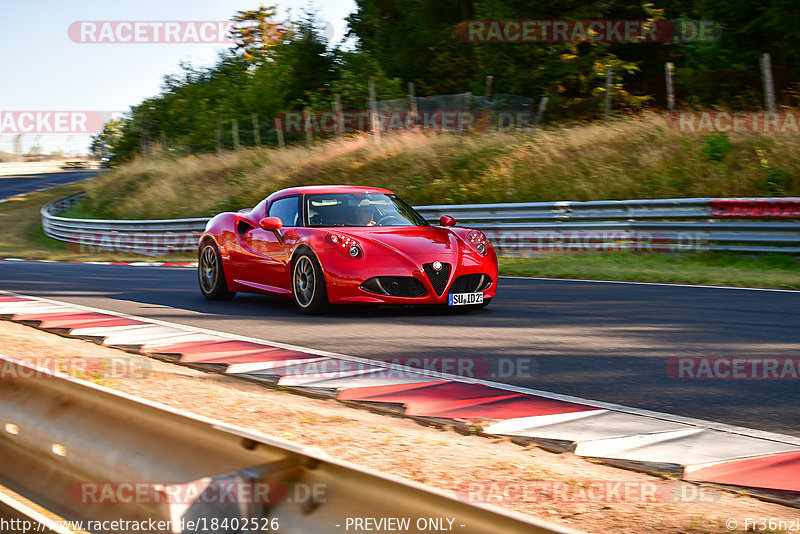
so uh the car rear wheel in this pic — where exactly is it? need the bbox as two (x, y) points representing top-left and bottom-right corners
(198, 242), (236, 300)
(292, 252), (329, 314)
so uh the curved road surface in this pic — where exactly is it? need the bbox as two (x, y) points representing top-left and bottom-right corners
(0, 170), (100, 201)
(0, 260), (797, 437)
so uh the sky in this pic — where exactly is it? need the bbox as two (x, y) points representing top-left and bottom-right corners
(0, 0), (356, 156)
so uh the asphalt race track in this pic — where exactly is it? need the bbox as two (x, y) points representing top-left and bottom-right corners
(0, 170), (101, 201)
(0, 260), (797, 437)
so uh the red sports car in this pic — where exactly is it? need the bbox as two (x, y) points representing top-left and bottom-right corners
(198, 185), (498, 314)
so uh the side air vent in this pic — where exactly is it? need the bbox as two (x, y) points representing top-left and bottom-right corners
(422, 262), (451, 296)
(361, 277), (427, 298)
(236, 219), (255, 237)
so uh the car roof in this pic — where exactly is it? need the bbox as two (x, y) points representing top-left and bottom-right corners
(266, 185), (394, 201)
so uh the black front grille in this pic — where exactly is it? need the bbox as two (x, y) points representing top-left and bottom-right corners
(361, 276), (426, 297)
(422, 262), (451, 296)
(450, 273), (491, 294)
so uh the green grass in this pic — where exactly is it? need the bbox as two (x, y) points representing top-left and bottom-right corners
(57, 202), (107, 220)
(500, 252), (800, 290)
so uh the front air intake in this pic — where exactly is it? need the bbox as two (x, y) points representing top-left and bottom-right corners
(422, 262), (451, 296)
(361, 277), (427, 297)
(450, 274), (491, 294)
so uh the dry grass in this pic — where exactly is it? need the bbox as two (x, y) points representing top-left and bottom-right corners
(76, 113), (800, 219)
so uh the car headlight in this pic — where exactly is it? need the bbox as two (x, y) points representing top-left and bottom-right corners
(466, 230), (489, 255)
(327, 233), (362, 258)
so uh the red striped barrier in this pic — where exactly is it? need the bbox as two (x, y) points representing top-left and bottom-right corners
(13, 312), (144, 330)
(709, 199), (800, 218)
(339, 381), (497, 402)
(0, 296), (29, 302)
(403, 394), (598, 420)
(337, 381), (596, 421)
(684, 450), (800, 493)
(337, 381), (449, 401)
(179, 348), (317, 365)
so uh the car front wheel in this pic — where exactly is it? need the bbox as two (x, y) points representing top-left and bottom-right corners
(292, 252), (329, 314)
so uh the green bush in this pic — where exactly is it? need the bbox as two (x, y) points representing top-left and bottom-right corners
(701, 133), (733, 162)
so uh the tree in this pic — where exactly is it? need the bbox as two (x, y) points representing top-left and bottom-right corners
(347, 0), (651, 116)
(90, 120), (124, 156)
(229, 5), (284, 69)
(346, 0), (478, 94)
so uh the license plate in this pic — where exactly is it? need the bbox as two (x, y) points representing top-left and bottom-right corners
(448, 292), (484, 306)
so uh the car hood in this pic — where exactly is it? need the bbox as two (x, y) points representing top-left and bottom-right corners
(344, 226), (461, 258)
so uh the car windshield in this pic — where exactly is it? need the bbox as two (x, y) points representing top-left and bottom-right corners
(305, 193), (429, 227)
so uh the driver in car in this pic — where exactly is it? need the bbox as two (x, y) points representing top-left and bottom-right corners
(352, 200), (377, 226)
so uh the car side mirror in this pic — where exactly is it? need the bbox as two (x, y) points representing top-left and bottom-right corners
(440, 215), (456, 227)
(259, 217), (283, 231)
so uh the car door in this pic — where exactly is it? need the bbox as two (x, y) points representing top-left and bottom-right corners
(237, 195), (300, 293)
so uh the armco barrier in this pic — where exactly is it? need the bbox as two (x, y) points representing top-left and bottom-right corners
(41, 194), (206, 256)
(42, 194), (800, 255)
(709, 199), (800, 218)
(0, 354), (574, 534)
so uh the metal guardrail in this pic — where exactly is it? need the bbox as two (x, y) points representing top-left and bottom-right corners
(0, 354), (574, 534)
(42, 194), (207, 256)
(415, 198), (715, 222)
(41, 194), (800, 255)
